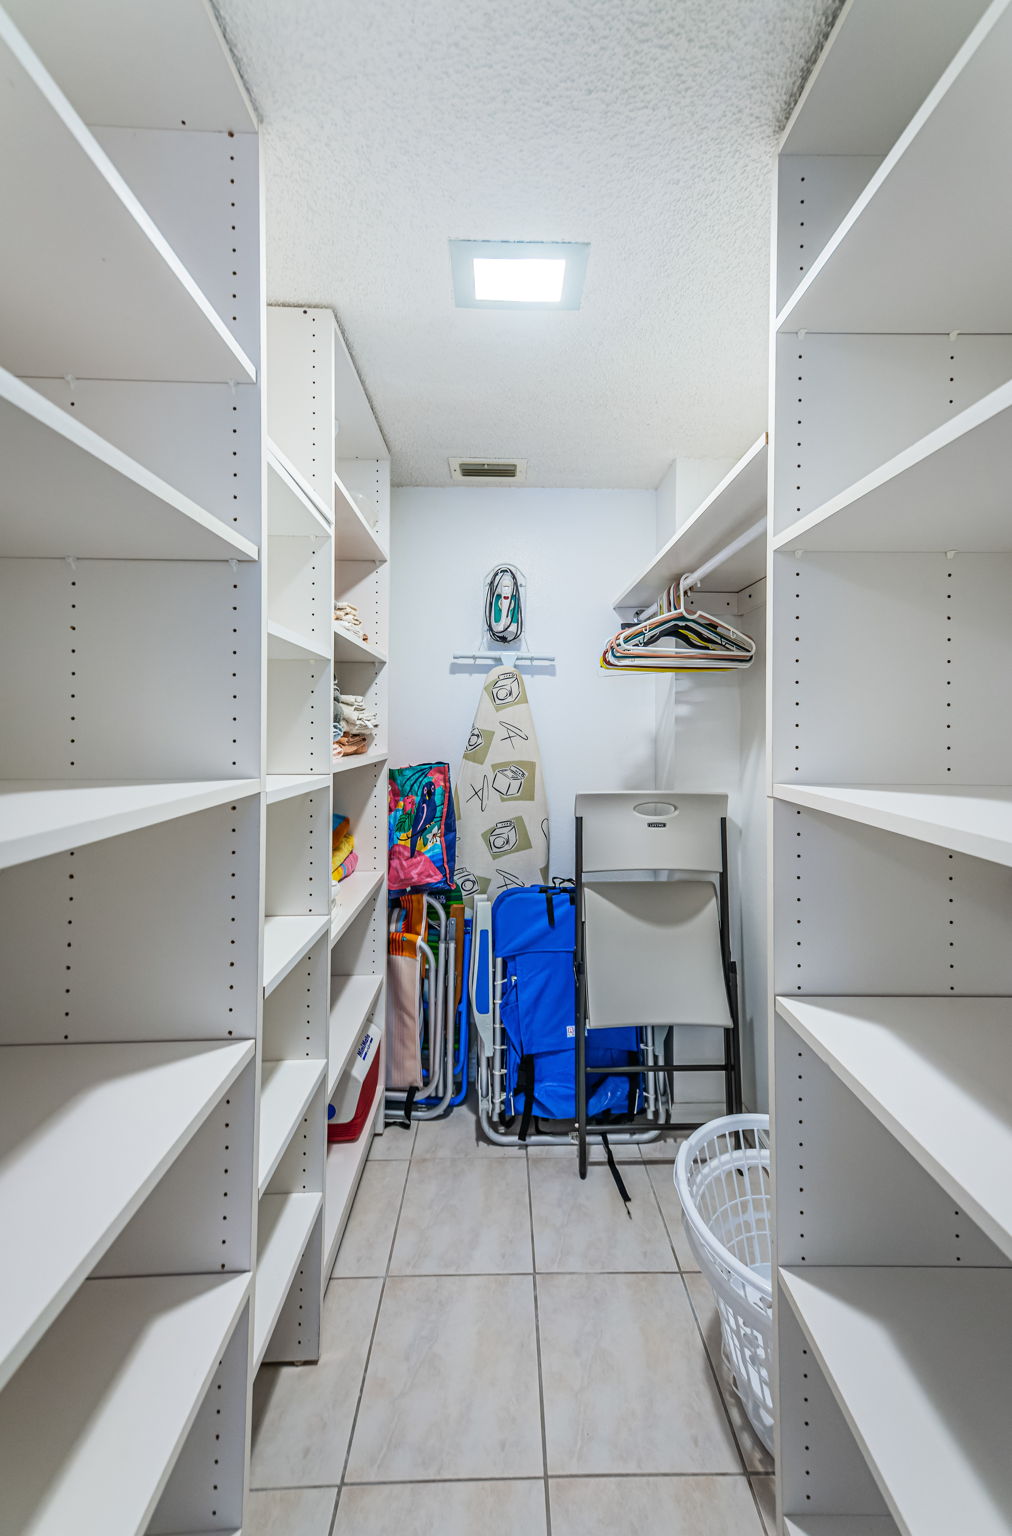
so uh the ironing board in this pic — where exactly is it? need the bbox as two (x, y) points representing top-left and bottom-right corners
(454, 665), (549, 907)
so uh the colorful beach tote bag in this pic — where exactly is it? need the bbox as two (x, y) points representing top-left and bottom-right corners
(388, 763), (457, 893)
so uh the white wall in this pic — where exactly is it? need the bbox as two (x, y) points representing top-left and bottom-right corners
(390, 486), (656, 879)
(655, 456), (734, 544)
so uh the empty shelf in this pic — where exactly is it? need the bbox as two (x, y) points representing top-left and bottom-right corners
(786, 1522), (898, 1536)
(266, 774), (330, 806)
(258, 1058), (326, 1194)
(780, 1267), (1012, 1536)
(0, 368), (257, 560)
(333, 472), (387, 563)
(262, 914), (330, 996)
(267, 443), (332, 538)
(267, 620), (330, 662)
(777, 3), (1012, 332)
(0, 13), (254, 383)
(324, 1088), (381, 1275)
(613, 435), (767, 612)
(333, 748), (388, 776)
(331, 870), (384, 947)
(333, 622), (387, 664)
(776, 996), (1012, 1260)
(0, 1038), (253, 1393)
(773, 783), (1012, 867)
(773, 379), (1012, 554)
(253, 1191), (322, 1368)
(0, 777), (259, 872)
(328, 974), (384, 1096)
(0, 1271), (249, 1536)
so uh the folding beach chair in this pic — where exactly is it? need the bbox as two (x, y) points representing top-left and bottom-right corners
(574, 792), (743, 1177)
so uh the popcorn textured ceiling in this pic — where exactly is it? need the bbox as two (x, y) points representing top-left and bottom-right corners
(215, 0), (841, 487)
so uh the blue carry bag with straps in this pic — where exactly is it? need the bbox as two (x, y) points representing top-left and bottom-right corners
(493, 885), (640, 1134)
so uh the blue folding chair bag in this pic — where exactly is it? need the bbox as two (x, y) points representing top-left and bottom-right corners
(493, 887), (639, 1134)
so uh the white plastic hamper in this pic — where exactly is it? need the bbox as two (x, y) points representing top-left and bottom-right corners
(674, 1113), (774, 1454)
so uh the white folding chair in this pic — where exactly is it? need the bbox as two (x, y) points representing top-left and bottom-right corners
(574, 791), (743, 1177)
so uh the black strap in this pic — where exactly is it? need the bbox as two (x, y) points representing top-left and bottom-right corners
(601, 1133), (632, 1218)
(399, 1086), (418, 1128)
(545, 892), (555, 928)
(517, 1054), (535, 1142)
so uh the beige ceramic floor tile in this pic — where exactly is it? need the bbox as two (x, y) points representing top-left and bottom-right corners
(538, 1272), (741, 1475)
(550, 1475), (765, 1535)
(646, 1160), (700, 1270)
(412, 1100), (525, 1158)
(334, 1480), (547, 1535)
(244, 1487), (337, 1536)
(368, 1119), (416, 1159)
(332, 1159), (408, 1277)
(250, 1277), (381, 1487)
(638, 1130), (688, 1161)
(530, 1160), (676, 1273)
(346, 1274), (543, 1480)
(390, 1157), (532, 1274)
(683, 1271), (774, 1474)
(751, 1475), (777, 1535)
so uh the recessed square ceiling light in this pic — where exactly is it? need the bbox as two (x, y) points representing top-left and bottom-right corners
(450, 239), (589, 310)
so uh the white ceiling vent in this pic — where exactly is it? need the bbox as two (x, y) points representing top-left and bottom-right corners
(449, 458), (527, 483)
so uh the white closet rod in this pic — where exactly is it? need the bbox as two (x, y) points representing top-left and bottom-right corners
(678, 518), (766, 607)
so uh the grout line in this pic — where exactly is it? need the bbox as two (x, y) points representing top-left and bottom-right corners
(326, 1145), (414, 1536)
(259, 1471), (761, 1490)
(642, 1158), (685, 1274)
(678, 1266), (753, 1478)
(526, 1151), (553, 1535)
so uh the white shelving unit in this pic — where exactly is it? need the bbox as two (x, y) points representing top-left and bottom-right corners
(613, 434), (767, 615)
(265, 304), (390, 1306)
(0, 6), (264, 1530)
(769, 4), (1012, 1529)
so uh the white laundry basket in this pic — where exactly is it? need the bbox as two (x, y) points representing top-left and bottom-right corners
(674, 1113), (774, 1455)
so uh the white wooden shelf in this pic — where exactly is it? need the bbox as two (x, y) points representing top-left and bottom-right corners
(331, 870), (385, 947)
(262, 914), (330, 997)
(0, 369), (258, 561)
(777, 996), (1012, 1259)
(253, 1191), (322, 1369)
(0, 1038), (252, 1393)
(4, 0), (257, 134)
(333, 472), (388, 563)
(266, 774), (330, 806)
(779, 0), (984, 158)
(267, 443), (332, 538)
(0, 13), (256, 383)
(258, 1058), (326, 1194)
(773, 378), (1012, 554)
(267, 619), (330, 662)
(613, 435), (767, 612)
(333, 621), (387, 664)
(777, 1), (1012, 333)
(774, 783), (1012, 867)
(780, 1266), (1012, 1536)
(324, 1089), (381, 1274)
(328, 974), (384, 1096)
(333, 748), (388, 776)
(0, 777), (259, 872)
(785, 1521), (898, 1536)
(0, 1271), (249, 1536)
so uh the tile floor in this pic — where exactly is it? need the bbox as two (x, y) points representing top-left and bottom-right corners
(248, 1101), (775, 1535)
